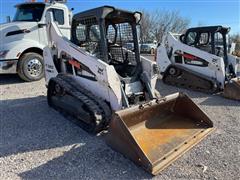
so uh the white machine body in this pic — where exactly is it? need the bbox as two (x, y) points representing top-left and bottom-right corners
(157, 32), (239, 89)
(44, 11), (158, 111)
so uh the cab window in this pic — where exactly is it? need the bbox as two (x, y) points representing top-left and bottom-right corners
(199, 33), (209, 45)
(186, 32), (197, 45)
(75, 24), (86, 41)
(215, 32), (224, 46)
(50, 9), (64, 25)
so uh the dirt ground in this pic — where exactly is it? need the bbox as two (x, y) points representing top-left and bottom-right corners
(0, 73), (239, 180)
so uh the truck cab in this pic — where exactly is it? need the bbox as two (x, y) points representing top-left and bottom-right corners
(0, 0), (72, 81)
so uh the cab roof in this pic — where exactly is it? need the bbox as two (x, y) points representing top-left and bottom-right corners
(186, 25), (230, 34)
(73, 6), (141, 24)
(15, 2), (46, 7)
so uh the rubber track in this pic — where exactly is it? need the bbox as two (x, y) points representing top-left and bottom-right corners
(48, 75), (111, 134)
(58, 74), (112, 126)
(163, 65), (218, 94)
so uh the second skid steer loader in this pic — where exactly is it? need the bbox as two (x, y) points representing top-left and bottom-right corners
(156, 26), (240, 100)
(43, 6), (214, 175)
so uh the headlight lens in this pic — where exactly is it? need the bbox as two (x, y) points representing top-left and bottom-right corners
(0, 50), (9, 58)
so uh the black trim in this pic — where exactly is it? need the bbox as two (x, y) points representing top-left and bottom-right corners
(38, 23), (46, 28)
(76, 74), (97, 81)
(185, 26), (230, 34)
(175, 51), (209, 67)
(6, 29), (30, 37)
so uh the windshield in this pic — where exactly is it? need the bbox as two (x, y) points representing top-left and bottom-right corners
(13, 4), (45, 22)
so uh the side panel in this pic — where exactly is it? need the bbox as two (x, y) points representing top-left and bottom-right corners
(141, 56), (158, 92)
(2, 40), (44, 60)
(156, 44), (172, 73)
(227, 54), (240, 75)
(74, 67), (122, 111)
(43, 46), (58, 84)
(106, 66), (122, 110)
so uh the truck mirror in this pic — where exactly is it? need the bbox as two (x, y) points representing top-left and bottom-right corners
(38, 23), (47, 28)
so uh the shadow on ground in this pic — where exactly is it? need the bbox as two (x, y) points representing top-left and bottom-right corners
(156, 79), (240, 106)
(0, 74), (24, 85)
(0, 96), (151, 179)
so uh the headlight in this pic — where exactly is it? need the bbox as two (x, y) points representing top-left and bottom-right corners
(0, 50), (9, 58)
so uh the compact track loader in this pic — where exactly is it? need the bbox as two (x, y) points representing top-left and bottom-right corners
(156, 26), (240, 100)
(43, 6), (214, 175)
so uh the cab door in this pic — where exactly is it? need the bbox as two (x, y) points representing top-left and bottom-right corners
(49, 8), (71, 39)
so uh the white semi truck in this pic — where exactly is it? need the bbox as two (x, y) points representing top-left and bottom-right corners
(0, 0), (72, 81)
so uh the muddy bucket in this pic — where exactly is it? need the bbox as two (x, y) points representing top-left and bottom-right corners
(106, 93), (214, 175)
(223, 78), (240, 101)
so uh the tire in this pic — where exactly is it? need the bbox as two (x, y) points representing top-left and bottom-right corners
(167, 66), (181, 77)
(17, 52), (44, 82)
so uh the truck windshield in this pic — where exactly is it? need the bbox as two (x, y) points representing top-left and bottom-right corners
(13, 4), (45, 22)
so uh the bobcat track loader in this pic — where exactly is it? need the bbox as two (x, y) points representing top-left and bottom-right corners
(43, 6), (214, 175)
(156, 26), (240, 100)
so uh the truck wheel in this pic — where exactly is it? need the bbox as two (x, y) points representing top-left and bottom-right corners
(18, 52), (44, 82)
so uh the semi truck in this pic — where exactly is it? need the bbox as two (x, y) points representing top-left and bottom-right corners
(0, 0), (72, 81)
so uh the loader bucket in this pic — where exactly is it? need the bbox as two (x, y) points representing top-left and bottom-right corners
(106, 93), (214, 175)
(223, 78), (240, 101)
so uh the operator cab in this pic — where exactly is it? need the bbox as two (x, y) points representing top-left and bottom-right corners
(180, 26), (230, 62)
(71, 6), (142, 82)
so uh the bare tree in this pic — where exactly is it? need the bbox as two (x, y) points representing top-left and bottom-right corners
(140, 10), (154, 42)
(231, 34), (240, 47)
(230, 33), (240, 56)
(140, 9), (190, 43)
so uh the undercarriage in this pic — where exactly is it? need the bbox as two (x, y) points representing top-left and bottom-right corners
(163, 65), (219, 93)
(48, 74), (111, 133)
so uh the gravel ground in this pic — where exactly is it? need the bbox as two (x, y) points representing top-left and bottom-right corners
(0, 73), (239, 180)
